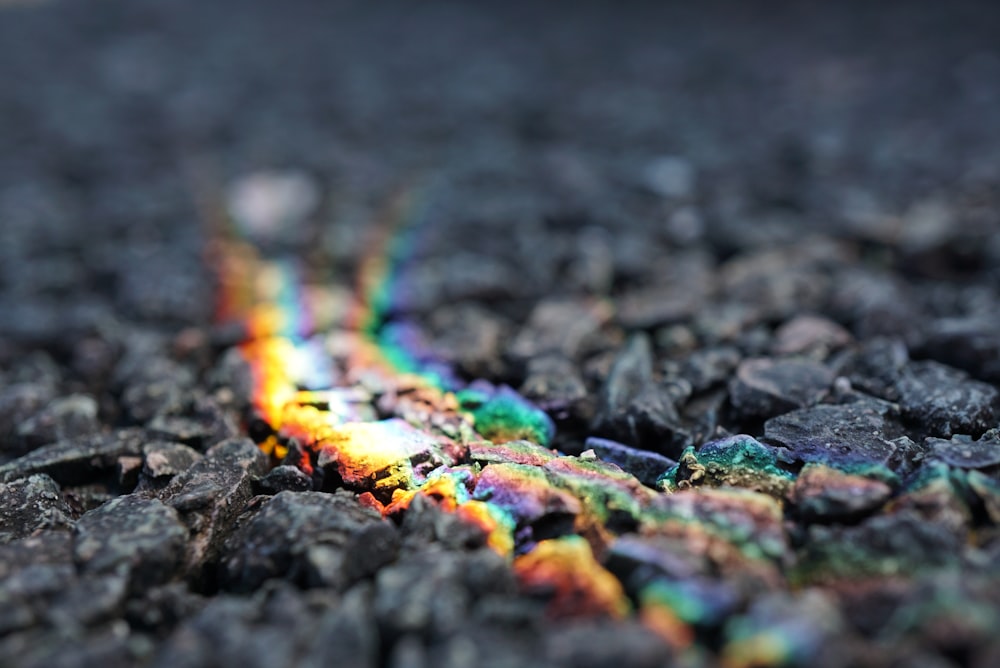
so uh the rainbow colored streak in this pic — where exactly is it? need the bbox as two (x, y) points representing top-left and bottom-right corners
(212, 181), (658, 630)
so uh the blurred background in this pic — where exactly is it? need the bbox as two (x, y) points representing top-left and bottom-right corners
(1, 0), (999, 358)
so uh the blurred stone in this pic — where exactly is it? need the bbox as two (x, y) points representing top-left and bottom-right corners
(643, 155), (696, 199)
(0, 474), (74, 542)
(788, 464), (892, 522)
(794, 511), (963, 584)
(728, 357), (833, 421)
(772, 315), (852, 358)
(896, 361), (997, 438)
(221, 490), (398, 592)
(544, 620), (671, 668)
(519, 353), (588, 417)
(0, 382), (57, 456)
(680, 346), (741, 393)
(508, 299), (610, 361)
(585, 436), (676, 487)
(919, 316), (1000, 383)
(14, 394), (99, 451)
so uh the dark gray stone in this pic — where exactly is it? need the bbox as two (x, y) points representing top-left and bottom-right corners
(839, 337), (909, 401)
(0, 382), (57, 456)
(585, 436), (676, 487)
(764, 399), (911, 472)
(896, 361), (998, 438)
(0, 428), (145, 485)
(681, 346), (741, 393)
(919, 316), (1000, 383)
(159, 437), (268, 577)
(142, 441), (203, 479)
(728, 357), (834, 421)
(256, 464), (313, 494)
(74, 495), (188, 591)
(520, 353), (589, 417)
(925, 430), (1000, 469)
(222, 490), (398, 593)
(14, 394), (100, 451)
(591, 333), (687, 457)
(0, 474), (74, 542)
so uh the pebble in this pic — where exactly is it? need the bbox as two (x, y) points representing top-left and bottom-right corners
(221, 490), (398, 593)
(771, 315), (852, 358)
(0, 474), (75, 542)
(788, 464), (893, 522)
(763, 400), (910, 474)
(585, 436), (676, 487)
(924, 430), (1000, 469)
(896, 361), (998, 438)
(159, 438), (268, 577)
(591, 333), (687, 457)
(0, 428), (145, 485)
(728, 357), (834, 421)
(74, 495), (188, 592)
(918, 315), (1000, 383)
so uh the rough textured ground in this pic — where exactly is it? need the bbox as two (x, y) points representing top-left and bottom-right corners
(2, 0), (1000, 666)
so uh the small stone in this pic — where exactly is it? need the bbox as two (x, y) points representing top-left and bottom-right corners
(680, 346), (741, 393)
(919, 316), (1000, 383)
(0, 382), (56, 456)
(0, 474), (74, 542)
(771, 315), (852, 358)
(119, 357), (194, 424)
(585, 436), (676, 487)
(428, 304), (509, 379)
(788, 464), (893, 522)
(508, 299), (610, 361)
(14, 394), (100, 451)
(221, 490), (398, 592)
(764, 400), (909, 474)
(159, 438), (268, 576)
(142, 441), (203, 479)
(519, 353), (589, 418)
(728, 357), (834, 421)
(896, 361), (998, 438)
(74, 495), (188, 592)
(840, 337), (909, 401)
(651, 487), (788, 562)
(925, 430), (1000, 468)
(658, 436), (794, 496)
(0, 429), (145, 485)
(256, 465), (313, 494)
(592, 334), (687, 457)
